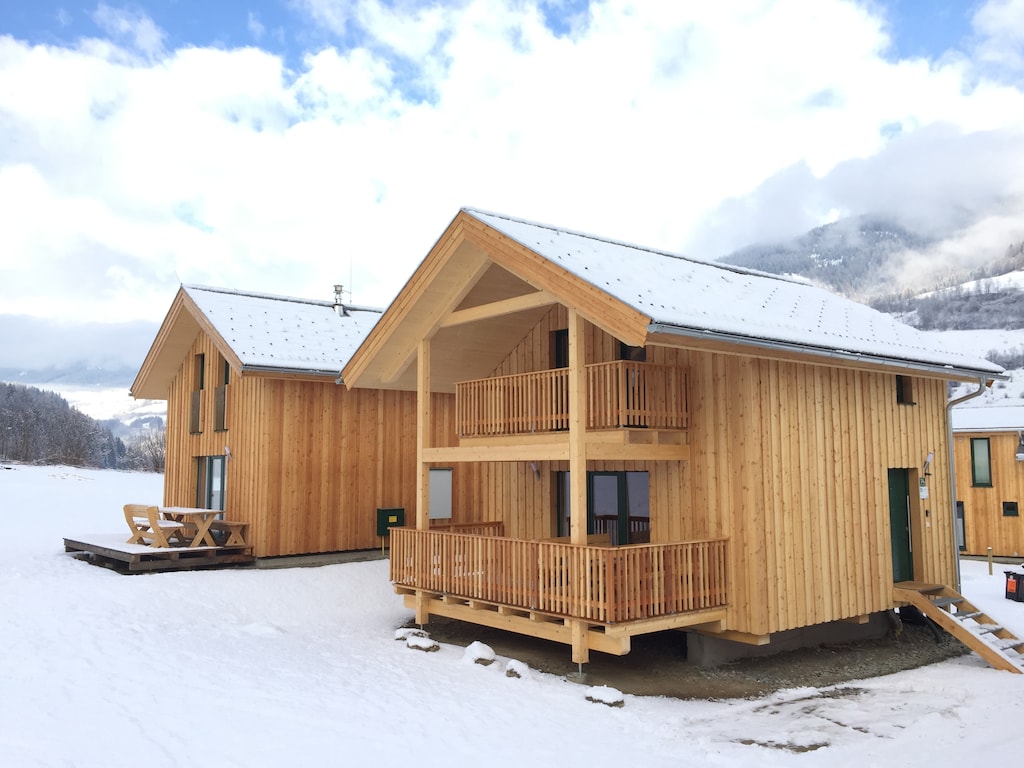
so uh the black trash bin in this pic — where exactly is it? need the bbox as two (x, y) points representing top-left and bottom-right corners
(1004, 570), (1024, 602)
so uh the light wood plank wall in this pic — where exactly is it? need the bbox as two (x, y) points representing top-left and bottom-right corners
(473, 305), (957, 636)
(954, 431), (1024, 556)
(163, 332), (476, 557)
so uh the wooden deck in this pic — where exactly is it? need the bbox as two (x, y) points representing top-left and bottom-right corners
(64, 534), (254, 574)
(391, 527), (728, 623)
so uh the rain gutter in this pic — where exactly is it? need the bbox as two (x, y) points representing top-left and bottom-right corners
(946, 377), (989, 592)
(239, 364), (342, 380)
(646, 323), (1007, 382)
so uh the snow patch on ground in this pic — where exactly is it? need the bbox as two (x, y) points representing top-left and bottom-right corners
(3, 464), (1024, 766)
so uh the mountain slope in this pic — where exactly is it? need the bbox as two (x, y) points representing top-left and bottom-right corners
(718, 215), (932, 297)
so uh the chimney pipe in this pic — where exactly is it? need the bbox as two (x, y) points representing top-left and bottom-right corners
(333, 284), (349, 316)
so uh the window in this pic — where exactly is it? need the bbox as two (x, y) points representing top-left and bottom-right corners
(619, 342), (646, 362)
(971, 438), (992, 487)
(557, 470), (650, 545)
(895, 375), (915, 405)
(551, 329), (568, 369)
(1004, 501), (1019, 518)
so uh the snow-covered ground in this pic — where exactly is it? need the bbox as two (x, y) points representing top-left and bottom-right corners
(2, 464), (1024, 766)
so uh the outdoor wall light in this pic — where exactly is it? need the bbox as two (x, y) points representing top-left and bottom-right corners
(922, 451), (934, 476)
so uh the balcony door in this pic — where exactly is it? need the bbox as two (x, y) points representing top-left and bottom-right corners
(557, 471), (650, 544)
(196, 455), (226, 511)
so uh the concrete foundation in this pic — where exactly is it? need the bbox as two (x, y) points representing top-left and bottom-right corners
(685, 612), (890, 667)
(250, 548), (387, 569)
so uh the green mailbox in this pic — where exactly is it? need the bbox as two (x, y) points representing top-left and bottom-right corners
(376, 508), (405, 537)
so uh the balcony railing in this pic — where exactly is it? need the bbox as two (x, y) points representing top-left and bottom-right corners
(456, 361), (688, 438)
(390, 527), (727, 624)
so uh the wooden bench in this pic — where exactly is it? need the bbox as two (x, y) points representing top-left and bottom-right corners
(124, 504), (187, 548)
(209, 519), (250, 547)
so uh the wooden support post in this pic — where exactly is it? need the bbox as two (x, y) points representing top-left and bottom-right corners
(417, 338), (431, 531)
(567, 310), (587, 546)
(415, 591), (430, 626)
(570, 620), (590, 664)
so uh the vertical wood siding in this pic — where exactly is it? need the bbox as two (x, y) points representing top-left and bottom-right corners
(162, 332), (472, 557)
(468, 308), (957, 637)
(954, 431), (1024, 556)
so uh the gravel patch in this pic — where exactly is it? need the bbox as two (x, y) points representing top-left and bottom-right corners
(415, 614), (968, 699)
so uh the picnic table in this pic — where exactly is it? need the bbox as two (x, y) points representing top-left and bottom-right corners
(160, 507), (221, 547)
(124, 504), (250, 549)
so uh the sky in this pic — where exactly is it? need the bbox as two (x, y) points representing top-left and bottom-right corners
(2, 0), (1024, 375)
(5, 462), (1024, 766)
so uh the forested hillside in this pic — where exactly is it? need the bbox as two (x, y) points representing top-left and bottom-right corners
(0, 382), (164, 470)
(718, 216), (931, 296)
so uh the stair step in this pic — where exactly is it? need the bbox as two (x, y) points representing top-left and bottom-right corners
(929, 597), (963, 608)
(976, 624), (1003, 635)
(996, 638), (1024, 651)
(955, 611), (984, 621)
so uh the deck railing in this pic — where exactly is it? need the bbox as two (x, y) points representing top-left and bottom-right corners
(456, 362), (687, 438)
(390, 527), (727, 624)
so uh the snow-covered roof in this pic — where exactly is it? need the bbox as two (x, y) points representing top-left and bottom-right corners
(184, 285), (382, 375)
(467, 209), (1004, 378)
(951, 405), (1024, 432)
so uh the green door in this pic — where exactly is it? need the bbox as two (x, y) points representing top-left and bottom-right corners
(888, 468), (913, 582)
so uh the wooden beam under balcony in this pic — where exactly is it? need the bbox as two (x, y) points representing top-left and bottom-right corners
(425, 430), (690, 462)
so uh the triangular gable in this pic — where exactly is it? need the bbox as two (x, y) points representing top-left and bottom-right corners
(131, 285), (382, 400)
(343, 209), (1003, 393)
(342, 209), (653, 393)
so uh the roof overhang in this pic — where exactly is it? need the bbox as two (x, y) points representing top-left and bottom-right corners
(647, 322), (1007, 383)
(130, 288), (244, 400)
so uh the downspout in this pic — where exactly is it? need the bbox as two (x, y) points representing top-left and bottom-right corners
(946, 376), (988, 592)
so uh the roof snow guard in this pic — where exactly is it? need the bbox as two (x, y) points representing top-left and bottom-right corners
(465, 208), (1004, 380)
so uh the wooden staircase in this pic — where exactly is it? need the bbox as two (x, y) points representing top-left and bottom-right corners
(893, 582), (1024, 674)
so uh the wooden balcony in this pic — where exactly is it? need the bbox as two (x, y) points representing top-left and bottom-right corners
(390, 527), (727, 625)
(455, 361), (688, 438)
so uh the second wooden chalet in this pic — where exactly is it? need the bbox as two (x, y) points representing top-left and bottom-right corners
(342, 208), (1008, 665)
(131, 285), (433, 558)
(952, 404), (1024, 557)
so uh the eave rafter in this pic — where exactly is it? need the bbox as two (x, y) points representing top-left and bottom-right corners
(439, 289), (557, 329)
(381, 254), (493, 385)
(460, 215), (652, 348)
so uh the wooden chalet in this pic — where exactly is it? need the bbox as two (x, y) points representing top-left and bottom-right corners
(952, 405), (1024, 557)
(341, 208), (1013, 666)
(130, 285), (431, 558)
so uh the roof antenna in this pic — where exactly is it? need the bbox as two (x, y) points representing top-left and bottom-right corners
(333, 284), (350, 316)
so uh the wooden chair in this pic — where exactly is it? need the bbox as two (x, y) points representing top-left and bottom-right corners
(124, 504), (187, 548)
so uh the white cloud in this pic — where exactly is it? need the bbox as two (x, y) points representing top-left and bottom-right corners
(2, 0), (1024, 340)
(972, 0), (1024, 73)
(91, 3), (165, 58)
(248, 12), (266, 42)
